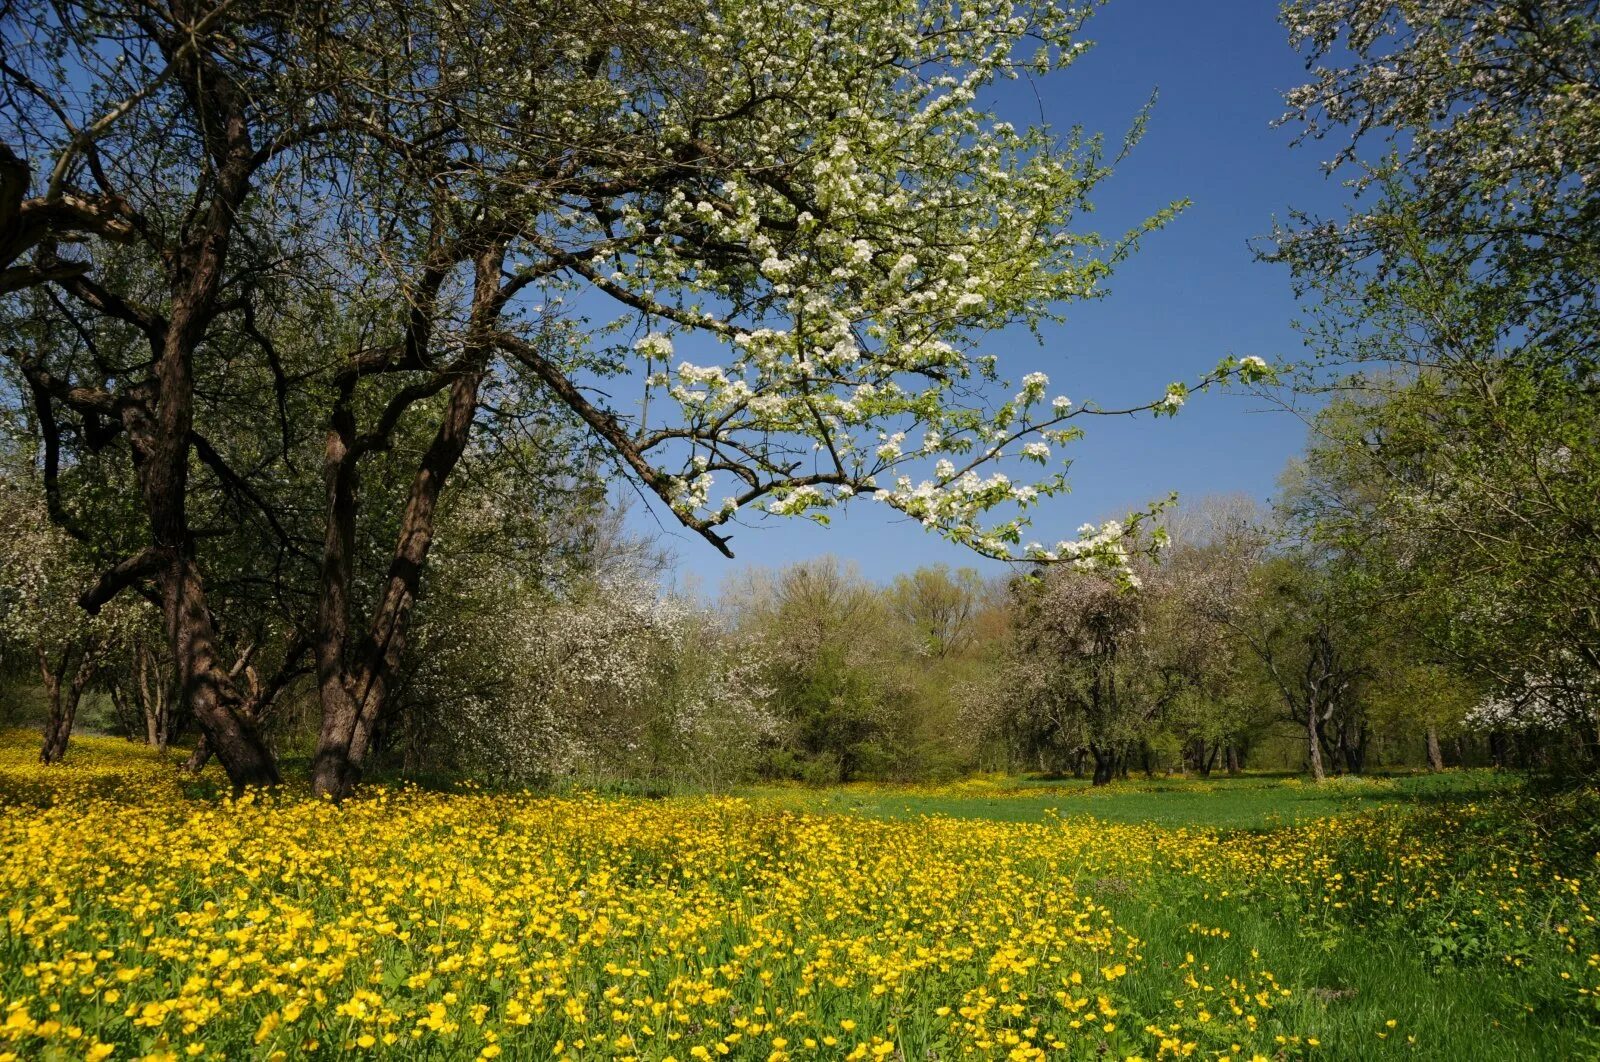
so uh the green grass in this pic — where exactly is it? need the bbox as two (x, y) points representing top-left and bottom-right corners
(748, 768), (1515, 829)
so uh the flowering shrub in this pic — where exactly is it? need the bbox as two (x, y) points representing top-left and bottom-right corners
(405, 560), (774, 788)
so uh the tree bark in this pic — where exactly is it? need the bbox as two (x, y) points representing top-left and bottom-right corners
(182, 735), (212, 774)
(39, 647), (94, 764)
(1305, 703), (1327, 783)
(158, 552), (280, 789)
(311, 247), (505, 800)
(311, 366), (486, 798)
(1089, 744), (1115, 786)
(1338, 726), (1369, 775)
(1425, 726), (1445, 772)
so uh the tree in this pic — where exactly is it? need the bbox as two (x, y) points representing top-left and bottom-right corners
(0, 0), (350, 787)
(0, 472), (141, 762)
(999, 563), (1173, 785)
(3, 0), (1265, 796)
(1277, 0), (1599, 361)
(1230, 551), (1374, 781)
(107, 630), (182, 752)
(1146, 495), (1282, 776)
(887, 565), (985, 659)
(1267, 0), (1600, 754)
(726, 558), (910, 782)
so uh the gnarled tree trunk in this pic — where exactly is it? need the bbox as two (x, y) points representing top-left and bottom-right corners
(1089, 743), (1115, 786)
(1305, 702), (1326, 783)
(311, 246), (505, 800)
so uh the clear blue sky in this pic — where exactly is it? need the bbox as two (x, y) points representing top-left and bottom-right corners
(629, 1), (1347, 593)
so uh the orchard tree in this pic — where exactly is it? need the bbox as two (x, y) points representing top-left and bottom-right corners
(0, 473), (143, 762)
(1268, 0), (1600, 743)
(1000, 562), (1172, 785)
(2, 0), (1268, 796)
(1277, 0), (1599, 355)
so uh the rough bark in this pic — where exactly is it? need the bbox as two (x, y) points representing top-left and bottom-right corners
(1306, 702), (1327, 783)
(1338, 726), (1369, 775)
(157, 551), (280, 789)
(183, 735), (212, 774)
(1089, 744), (1115, 787)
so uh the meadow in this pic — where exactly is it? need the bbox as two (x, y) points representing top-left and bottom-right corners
(1, 733), (1597, 1062)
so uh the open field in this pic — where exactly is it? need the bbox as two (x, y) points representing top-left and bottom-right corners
(1, 733), (1597, 1061)
(745, 771), (1520, 829)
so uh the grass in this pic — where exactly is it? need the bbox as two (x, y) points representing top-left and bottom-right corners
(1, 732), (1596, 1061)
(745, 768), (1516, 829)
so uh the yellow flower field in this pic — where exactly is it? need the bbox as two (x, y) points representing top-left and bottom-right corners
(1, 733), (1596, 1061)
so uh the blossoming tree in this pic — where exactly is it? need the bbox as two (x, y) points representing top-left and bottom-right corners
(2, 0), (1267, 795)
(0, 476), (143, 763)
(1268, 0), (1600, 744)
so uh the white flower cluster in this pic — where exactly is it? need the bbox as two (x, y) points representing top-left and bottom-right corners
(1466, 670), (1597, 733)
(632, 332), (674, 360)
(1021, 518), (1140, 585)
(419, 557), (776, 785)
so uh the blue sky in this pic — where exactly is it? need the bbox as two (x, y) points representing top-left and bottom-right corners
(630, 1), (1350, 594)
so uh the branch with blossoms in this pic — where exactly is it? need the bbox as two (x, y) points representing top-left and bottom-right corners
(502, 314), (1273, 576)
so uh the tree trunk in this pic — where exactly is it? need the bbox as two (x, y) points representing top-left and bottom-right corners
(135, 639), (174, 750)
(159, 554), (280, 789)
(1489, 730), (1508, 769)
(1089, 744), (1115, 786)
(183, 734), (212, 774)
(311, 248), (504, 800)
(39, 648), (94, 765)
(1225, 744), (1242, 776)
(37, 648), (66, 764)
(108, 680), (140, 742)
(1305, 705), (1326, 783)
(1425, 726), (1444, 772)
(1339, 726), (1369, 775)
(311, 365), (485, 799)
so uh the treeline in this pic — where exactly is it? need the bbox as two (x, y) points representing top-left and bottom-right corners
(0, 479), (1535, 790)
